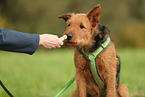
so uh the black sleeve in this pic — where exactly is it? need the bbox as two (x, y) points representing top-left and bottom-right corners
(0, 28), (40, 55)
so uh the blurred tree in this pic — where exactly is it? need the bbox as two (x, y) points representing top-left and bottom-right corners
(121, 22), (145, 48)
(128, 0), (145, 21)
(0, 0), (145, 48)
(0, 0), (70, 35)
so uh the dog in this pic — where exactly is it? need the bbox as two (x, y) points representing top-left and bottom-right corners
(59, 4), (130, 97)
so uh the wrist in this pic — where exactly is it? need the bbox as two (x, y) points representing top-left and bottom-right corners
(39, 35), (42, 45)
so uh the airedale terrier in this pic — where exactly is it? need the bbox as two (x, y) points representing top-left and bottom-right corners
(59, 4), (129, 97)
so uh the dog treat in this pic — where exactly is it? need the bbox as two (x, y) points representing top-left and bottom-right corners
(60, 35), (67, 41)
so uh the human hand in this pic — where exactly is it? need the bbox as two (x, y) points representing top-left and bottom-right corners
(39, 34), (64, 49)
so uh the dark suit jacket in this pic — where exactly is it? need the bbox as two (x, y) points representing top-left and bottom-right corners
(0, 28), (39, 55)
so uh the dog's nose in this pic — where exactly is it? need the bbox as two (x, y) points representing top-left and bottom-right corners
(66, 33), (73, 40)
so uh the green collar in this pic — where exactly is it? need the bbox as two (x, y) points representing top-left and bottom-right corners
(77, 37), (111, 91)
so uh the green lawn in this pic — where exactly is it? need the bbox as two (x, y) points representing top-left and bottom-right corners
(0, 48), (145, 97)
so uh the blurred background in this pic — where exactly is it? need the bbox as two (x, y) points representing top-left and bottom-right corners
(0, 0), (145, 97)
(0, 0), (145, 48)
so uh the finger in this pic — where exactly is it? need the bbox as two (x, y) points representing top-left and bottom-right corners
(57, 45), (61, 48)
(58, 39), (64, 45)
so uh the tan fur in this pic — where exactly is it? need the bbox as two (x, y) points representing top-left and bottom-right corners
(59, 4), (129, 97)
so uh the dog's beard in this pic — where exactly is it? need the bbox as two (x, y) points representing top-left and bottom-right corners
(64, 34), (94, 53)
(77, 39), (94, 53)
(64, 40), (78, 48)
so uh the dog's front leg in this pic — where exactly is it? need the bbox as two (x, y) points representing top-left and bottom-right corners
(105, 68), (117, 97)
(75, 73), (87, 97)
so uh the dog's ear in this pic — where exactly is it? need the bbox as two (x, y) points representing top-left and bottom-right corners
(58, 13), (72, 22)
(87, 4), (101, 28)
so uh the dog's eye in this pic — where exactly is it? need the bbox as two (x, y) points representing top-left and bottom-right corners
(67, 24), (71, 27)
(80, 25), (85, 29)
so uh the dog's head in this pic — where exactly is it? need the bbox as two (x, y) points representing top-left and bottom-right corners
(59, 4), (109, 52)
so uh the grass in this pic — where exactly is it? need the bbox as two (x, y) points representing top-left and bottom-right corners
(0, 48), (145, 97)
